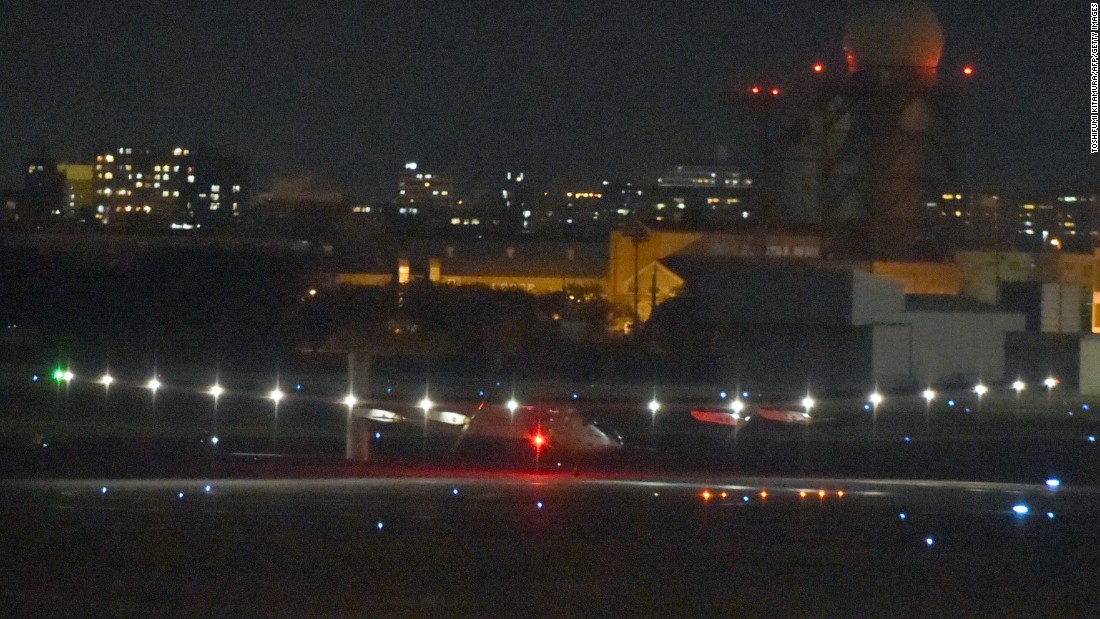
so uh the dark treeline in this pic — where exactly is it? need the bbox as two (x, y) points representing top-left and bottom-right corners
(0, 248), (312, 369)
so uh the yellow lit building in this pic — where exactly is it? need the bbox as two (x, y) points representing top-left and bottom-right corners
(607, 227), (822, 323)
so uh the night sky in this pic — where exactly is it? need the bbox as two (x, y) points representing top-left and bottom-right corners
(0, 1), (1092, 199)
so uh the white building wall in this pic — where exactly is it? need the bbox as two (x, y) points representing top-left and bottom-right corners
(891, 311), (1024, 384)
(1079, 335), (1100, 395)
(851, 270), (905, 326)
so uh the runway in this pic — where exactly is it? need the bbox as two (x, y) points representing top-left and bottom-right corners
(2, 474), (1099, 616)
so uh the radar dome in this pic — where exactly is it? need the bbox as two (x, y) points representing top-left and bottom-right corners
(843, 0), (944, 73)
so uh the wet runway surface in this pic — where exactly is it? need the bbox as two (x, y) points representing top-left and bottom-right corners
(3, 474), (1100, 617)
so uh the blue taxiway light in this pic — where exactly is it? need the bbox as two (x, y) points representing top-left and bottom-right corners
(1046, 478), (1061, 489)
(948, 400), (955, 407)
(925, 537), (934, 546)
(101, 486), (108, 494)
(1047, 512), (1055, 519)
(864, 404), (871, 411)
(452, 488), (459, 496)
(719, 391), (727, 399)
(1084, 404), (1090, 411)
(178, 492), (185, 500)
(1012, 504), (1029, 515)
(536, 501), (544, 509)
(743, 496), (750, 502)
(375, 432), (381, 439)
(904, 436), (911, 443)
(1089, 436), (1096, 443)
(899, 513), (907, 520)
(295, 384), (302, 391)
(742, 391), (749, 398)
(376, 521), (384, 530)
(204, 485), (212, 493)
(31, 375), (38, 382)
(572, 393), (578, 400)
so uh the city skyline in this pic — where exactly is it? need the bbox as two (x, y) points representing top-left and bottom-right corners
(0, 1), (1092, 199)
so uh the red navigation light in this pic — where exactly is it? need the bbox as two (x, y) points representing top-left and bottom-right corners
(962, 65), (974, 76)
(532, 433), (545, 447)
(750, 85), (761, 95)
(813, 63), (824, 73)
(770, 87), (780, 96)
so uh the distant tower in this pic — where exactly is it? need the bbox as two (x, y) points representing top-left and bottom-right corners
(781, 0), (958, 260)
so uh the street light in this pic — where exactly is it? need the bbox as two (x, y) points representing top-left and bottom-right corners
(208, 382), (223, 438)
(974, 382), (988, 414)
(648, 396), (661, 443)
(1044, 376), (1059, 390)
(99, 373), (114, 388)
(269, 387), (285, 448)
(1012, 379), (1025, 425)
(922, 388), (936, 435)
(730, 398), (746, 416)
(801, 395), (815, 413)
(342, 393), (358, 409)
(146, 377), (161, 392)
(869, 391), (883, 440)
(419, 395), (433, 461)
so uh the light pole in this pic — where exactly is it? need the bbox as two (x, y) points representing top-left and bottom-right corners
(208, 382), (223, 440)
(99, 372), (114, 415)
(419, 395), (433, 461)
(922, 388), (936, 436)
(146, 376), (161, 425)
(869, 391), (883, 440)
(507, 397), (519, 428)
(973, 382), (988, 415)
(648, 396), (660, 442)
(1044, 376), (1058, 414)
(268, 387), (285, 449)
(1012, 379), (1025, 431)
